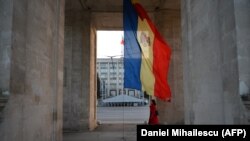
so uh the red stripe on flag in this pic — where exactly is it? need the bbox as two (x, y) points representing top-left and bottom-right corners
(133, 2), (172, 101)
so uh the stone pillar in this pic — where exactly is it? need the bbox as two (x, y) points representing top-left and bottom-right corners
(0, 0), (12, 93)
(155, 10), (184, 124)
(182, 0), (247, 124)
(64, 0), (96, 131)
(89, 23), (97, 131)
(234, 0), (250, 96)
(0, 0), (65, 141)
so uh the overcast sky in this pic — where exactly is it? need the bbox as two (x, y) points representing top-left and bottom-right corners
(97, 30), (124, 58)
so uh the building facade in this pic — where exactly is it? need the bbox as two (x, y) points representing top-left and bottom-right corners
(97, 58), (143, 99)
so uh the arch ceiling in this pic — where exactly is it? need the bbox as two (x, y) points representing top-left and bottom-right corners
(75, 0), (180, 12)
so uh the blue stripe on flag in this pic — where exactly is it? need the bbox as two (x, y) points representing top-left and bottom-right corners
(123, 0), (142, 90)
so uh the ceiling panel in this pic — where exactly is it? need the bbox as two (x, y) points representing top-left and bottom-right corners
(78, 0), (180, 12)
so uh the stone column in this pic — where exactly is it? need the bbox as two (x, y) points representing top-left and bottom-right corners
(0, 0), (65, 141)
(182, 0), (247, 124)
(0, 0), (12, 93)
(89, 23), (97, 131)
(64, 0), (95, 131)
(155, 10), (184, 124)
(234, 0), (250, 96)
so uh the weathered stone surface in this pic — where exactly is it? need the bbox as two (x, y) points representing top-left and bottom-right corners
(182, 0), (248, 124)
(0, 0), (64, 141)
(64, 0), (96, 131)
(234, 0), (250, 96)
(0, 0), (12, 92)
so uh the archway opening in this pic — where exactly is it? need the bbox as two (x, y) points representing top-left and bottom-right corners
(96, 30), (149, 125)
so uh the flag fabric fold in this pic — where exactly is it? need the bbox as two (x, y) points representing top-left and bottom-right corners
(123, 0), (172, 101)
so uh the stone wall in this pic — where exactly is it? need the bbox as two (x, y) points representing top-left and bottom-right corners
(63, 0), (93, 131)
(0, 0), (65, 141)
(234, 0), (250, 96)
(0, 0), (12, 92)
(182, 0), (247, 124)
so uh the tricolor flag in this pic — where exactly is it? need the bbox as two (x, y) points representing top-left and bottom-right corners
(123, 0), (172, 101)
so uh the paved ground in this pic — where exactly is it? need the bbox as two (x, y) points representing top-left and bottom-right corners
(97, 106), (149, 124)
(63, 124), (137, 141)
(63, 106), (149, 141)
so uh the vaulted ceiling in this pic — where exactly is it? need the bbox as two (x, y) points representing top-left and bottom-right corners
(66, 0), (180, 12)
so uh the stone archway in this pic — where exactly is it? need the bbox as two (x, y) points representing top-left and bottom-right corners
(63, 0), (250, 129)
(63, 0), (184, 132)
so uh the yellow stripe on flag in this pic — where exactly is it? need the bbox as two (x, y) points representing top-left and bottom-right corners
(137, 17), (155, 96)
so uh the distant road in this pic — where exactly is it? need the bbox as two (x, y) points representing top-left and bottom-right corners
(97, 106), (149, 124)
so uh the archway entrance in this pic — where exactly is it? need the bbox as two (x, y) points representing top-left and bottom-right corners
(96, 30), (149, 124)
(62, 0), (182, 134)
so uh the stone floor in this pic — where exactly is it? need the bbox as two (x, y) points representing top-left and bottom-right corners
(63, 124), (137, 141)
(63, 106), (149, 141)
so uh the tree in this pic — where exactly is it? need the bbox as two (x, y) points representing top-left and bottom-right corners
(97, 73), (101, 99)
